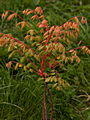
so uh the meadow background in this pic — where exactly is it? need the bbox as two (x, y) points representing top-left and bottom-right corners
(0, 0), (90, 120)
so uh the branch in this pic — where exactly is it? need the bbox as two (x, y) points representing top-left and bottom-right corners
(61, 16), (87, 27)
(0, 33), (35, 51)
(65, 45), (90, 53)
(10, 60), (39, 74)
(17, 49), (39, 72)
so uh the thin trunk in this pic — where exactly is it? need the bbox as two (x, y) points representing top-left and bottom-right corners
(42, 83), (47, 120)
(47, 86), (54, 120)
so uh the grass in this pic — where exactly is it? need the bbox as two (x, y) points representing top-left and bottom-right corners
(0, 69), (43, 120)
(0, 59), (90, 119)
(0, 0), (90, 119)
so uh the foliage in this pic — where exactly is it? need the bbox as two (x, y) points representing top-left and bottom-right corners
(0, 61), (90, 120)
(0, 2), (90, 120)
(0, 7), (90, 90)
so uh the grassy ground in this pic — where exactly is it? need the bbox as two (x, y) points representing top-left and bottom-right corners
(0, 0), (90, 120)
(0, 59), (90, 120)
(0, 68), (43, 120)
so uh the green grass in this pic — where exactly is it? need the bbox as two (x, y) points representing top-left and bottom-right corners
(0, 59), (90, 120)
(0, 69), (43, 120)
(0, 0), (90, 119)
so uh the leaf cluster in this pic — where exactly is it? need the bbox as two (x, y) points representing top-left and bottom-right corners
(0, 7), (90, 90)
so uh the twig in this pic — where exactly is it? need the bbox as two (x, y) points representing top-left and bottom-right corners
(65, 45), (90, 53)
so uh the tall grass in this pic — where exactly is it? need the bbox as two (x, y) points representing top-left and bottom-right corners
(0, 0), (90, 120)
(0, 68), (43, 120)
(0, 59), (90, 120)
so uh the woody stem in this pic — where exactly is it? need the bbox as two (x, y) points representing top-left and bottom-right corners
(47, 86), (54, 120)
(42, 82), (48, 120)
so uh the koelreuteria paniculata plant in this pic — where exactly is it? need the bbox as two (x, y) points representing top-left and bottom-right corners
(0, 7), (90, 90)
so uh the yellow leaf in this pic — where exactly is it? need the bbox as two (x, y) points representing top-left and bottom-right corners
(56, 86), (61, 91)
(45, 77), (51, 82)
(52, 76), (57, 82)
(18, 64), (23, 67)
(57, 56), (60, 60)
(29, 69), (33, 72)
(8, 51), (16, 59)
(15, 63), (19, 70)
(53, 83), (58, 88)
(50, 72), (55, 75)
(24, 66), (27, 71)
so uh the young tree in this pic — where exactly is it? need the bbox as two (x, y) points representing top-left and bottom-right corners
(0, 7), (90, 120)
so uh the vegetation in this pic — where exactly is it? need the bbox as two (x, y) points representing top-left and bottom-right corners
(0, 0), (90, 120)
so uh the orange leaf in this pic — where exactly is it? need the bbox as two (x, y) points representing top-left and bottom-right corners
(7, 13), (17, 21)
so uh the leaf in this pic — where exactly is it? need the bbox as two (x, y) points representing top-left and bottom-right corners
(26, 63), (31, 67)
(51, 76), (57, 82)
(50, 72), (55, 75)
(15, 63), (19, 70)
(7, 13), (17, 21)
(45, 77), (51, 82)
(6, 61), (12, 68)
(20, 57), (26, 63)
(2, 11), (8, 19)
(8, 50), (16, 59)
(16, 21), (26, 30)
(18, 64), (23, 67)
(23, 66), (27, 71)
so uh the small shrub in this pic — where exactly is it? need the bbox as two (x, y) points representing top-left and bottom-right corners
(0, 7), (90, 119)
